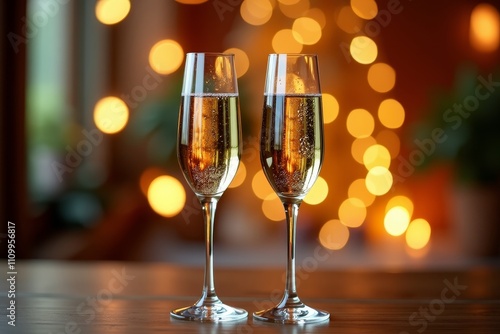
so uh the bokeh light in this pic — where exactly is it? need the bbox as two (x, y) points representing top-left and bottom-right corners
(350, 36), (378, 64)
(175, 0), (209, 4)
(337, 5), (362, 34)
(224, 48), (250, 78)
(378, 99), (405, 129)
(292, 17), (322, 45)
(363, 144), (391, 170)
(384, 206), (411, 236)
(386, 195), (414, 218)
(252, 170), (274, 199)
(351, 136), (376, 164)
(367, 63), (396, 93)
(95, 0), (131, 25)
(304, 8), (327, 29)
(365, 166), (393, 196)
(262, 193), (285, 221)
(149, 39), (184, 75)
(147, 175), (186, 217)
(350, 0), (378, 20)
(279, 0), (310, 18)
(319, 219), (350, 250)
(375, 129), (400, 158)
(240, 0), (273, 26)
(304, 176), (328, 205)
(339, 197), (367, 228)
(346, 108), (374, 138)
(278, 0), (301, 4)
(322, 93), (339, 124)
(348, 178), (376, 207)
(229, 162), (246, 188)
(93, 96), (129, 134)
(405, 218), (431, 250)
(139, 167), (166, 196)
(272, 29), (304, 53)
(470, 3), (500, 52)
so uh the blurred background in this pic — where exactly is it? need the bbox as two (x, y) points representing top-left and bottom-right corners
(1, 0), (499, 268)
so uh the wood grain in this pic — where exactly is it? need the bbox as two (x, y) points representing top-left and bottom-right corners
(1, 261), (499, 333)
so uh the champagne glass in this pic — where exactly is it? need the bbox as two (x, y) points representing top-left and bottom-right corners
(254, 54), (330, 324)
(171, 53), (247, 322)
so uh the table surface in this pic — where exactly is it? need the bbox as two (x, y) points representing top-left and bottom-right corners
(0, 260), (499, 333)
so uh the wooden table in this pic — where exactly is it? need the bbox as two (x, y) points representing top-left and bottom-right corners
(1, 260), (499, 333)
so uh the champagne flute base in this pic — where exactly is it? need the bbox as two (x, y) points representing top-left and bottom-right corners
(253, 304), (329, 324)
(171, 301), (247, 322)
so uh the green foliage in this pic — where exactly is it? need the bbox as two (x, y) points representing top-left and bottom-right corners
(415, 65), (500, 185)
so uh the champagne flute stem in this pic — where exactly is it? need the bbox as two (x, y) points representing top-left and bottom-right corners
(200, 197), (219, 304)
(283, 201), (301, 305)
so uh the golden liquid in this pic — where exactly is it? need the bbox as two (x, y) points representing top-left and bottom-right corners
(261, 94), (324, 200)
(178, 94), (241, 196)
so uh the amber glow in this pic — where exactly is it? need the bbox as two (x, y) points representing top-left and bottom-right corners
(350, 36), (378, 64)
(365, 166), (393, 196)
(304, 8), (327, 28)
(229, 162), (246, 188)
(224, 48), (250, 78)
(319, 219), (350, 250)
(241, 0), (273, 26)
(337, 5), (362, 34)
(279, 0), (310, 18)
(363, 144), (391, 170)
(149, 40), (184, 75)
(252, 170), (274, 199)
(322, 93), (339, 124)
(278, 0), (300, 4)
(292, 17), (322, 45)
(376, 129), (400, 158)
(350, 0), (378, 20)
(470, 3), (500, 52)
(405, 218), (431, 250)
(339, 198), (367, 228)
(304, 176), (328, 205)
(351, 136), (376, 164)
(93, 96), (129, 134)
(368, 63), (396, 93)
(95, 0), (130, 25)
(384, 206), (410, 236)
(386, 195), (414, 218)
(139, 167), (166, 196)
(147, 175), (186, 217)
(378, 99), (405, 129)
(347, 108), (374, 138)
(175, 0), (208, 4)
(272, 29), (303, 53)
(348, 178), (375, 207)
(262, 193), (285, 221)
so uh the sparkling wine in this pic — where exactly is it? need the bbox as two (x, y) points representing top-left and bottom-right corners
(261, 94), (323, 199)
(178, 94), (241, 196)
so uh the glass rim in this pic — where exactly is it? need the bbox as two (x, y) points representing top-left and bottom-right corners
(185, 52), (235, 57)
(268, 53), (318, 57)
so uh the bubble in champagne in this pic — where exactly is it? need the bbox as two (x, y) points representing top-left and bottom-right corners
(299, 135), (313, 157)
(191, 164), (228, 194)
